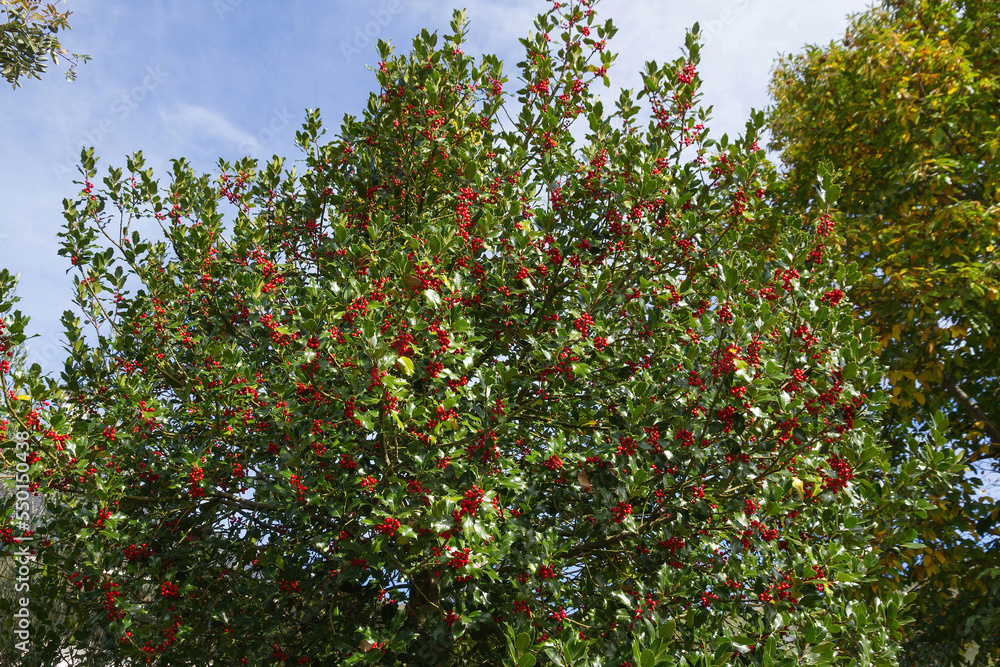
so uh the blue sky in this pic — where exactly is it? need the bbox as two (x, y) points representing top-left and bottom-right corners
(1, 0), (875, 371)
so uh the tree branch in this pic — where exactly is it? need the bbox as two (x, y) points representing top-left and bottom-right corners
(559, 511), (674, 560)
(940, 372), (1000, 460)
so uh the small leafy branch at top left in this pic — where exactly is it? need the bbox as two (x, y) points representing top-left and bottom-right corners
(0, 0), (90, 88)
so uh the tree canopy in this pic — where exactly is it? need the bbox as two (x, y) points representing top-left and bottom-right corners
(1, 1), (954, 665)
(768, 0), (1000, 663)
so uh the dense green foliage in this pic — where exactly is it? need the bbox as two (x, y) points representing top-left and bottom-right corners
(1, 1), (956, 665)
(768, 0), (1000, 663)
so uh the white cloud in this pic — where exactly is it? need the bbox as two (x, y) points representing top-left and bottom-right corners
(160, 102), (256, 148)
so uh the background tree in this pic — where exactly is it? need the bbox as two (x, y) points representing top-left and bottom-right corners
(1, 0), (88, 88)
(1, 1), (955, 665)
(767, 0), (1000, 663)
